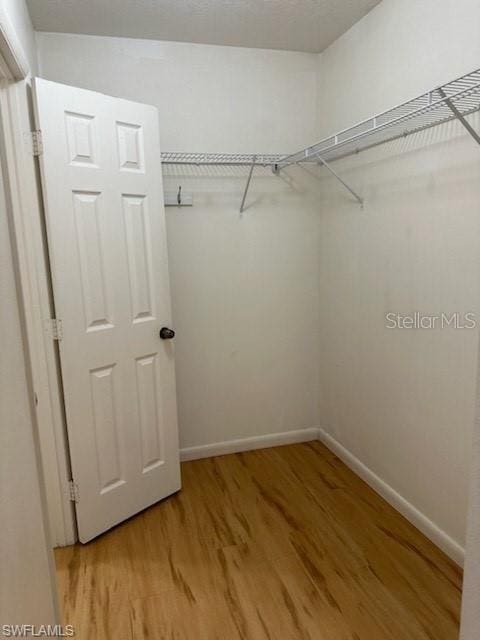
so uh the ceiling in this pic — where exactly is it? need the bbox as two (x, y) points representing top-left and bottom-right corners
(26, 0), (382, 54)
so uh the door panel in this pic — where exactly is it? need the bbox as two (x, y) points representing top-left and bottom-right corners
(33, 78), (181, 542)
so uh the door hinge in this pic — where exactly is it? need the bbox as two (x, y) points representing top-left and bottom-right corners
(45, 318), (63, 341)
(68, 481), (79, 503)
(25, 130), (43, 156)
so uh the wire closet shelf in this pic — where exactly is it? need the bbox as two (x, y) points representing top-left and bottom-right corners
(161, 68), (480, 171)
(160, 67), (480, 210)
(160, 152), (285, 167)
(277, 67), (480, 168)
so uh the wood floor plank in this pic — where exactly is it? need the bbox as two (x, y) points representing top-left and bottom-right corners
(130, 591), (241, 640)
(130, 542), (244, 640)
(217, 542), (356, 640)
(275, 443), (463, 638)
(55, 529), (132, 639)
(289, 528), (431, 640)
(55, 442), (462, 640)
(275, 442), (462, 588)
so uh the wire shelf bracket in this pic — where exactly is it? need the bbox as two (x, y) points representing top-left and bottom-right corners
(438, 87), (480, 147)
(316, 154), (364, 207)
(240, 155), (257, 213)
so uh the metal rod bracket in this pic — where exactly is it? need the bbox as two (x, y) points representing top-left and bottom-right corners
(315, 153), (364, 207)
(438, 88), (480, 147)
(240, 155), (257, 213)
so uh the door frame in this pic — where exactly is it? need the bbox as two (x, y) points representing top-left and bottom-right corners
(0, 79), (76, 547)
(0, 54), (60, 631)
(0, 13), (76, 547)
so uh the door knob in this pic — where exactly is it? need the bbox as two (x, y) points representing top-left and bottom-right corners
(160, 327), (175, 340)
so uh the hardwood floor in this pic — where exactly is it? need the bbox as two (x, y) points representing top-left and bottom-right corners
(55, 442), (463, 639)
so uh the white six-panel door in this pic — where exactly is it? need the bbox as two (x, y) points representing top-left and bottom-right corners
(33, 78), (181, 542)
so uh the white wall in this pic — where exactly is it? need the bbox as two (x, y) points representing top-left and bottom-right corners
(36, 33), (321, 450)
(1, 0), (37, 72)
(315, 0), (480, 554)
(36, 33), (317, 153)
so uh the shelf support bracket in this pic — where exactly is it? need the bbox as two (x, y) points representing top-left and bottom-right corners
(439, 88), (480, 147)
(240, 155), (257, 213)
(315, 153), (364, 207)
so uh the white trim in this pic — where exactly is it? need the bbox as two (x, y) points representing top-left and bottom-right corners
(0, 79), (75, 546)
(0, 8), (29, 79)
(318, 428), (465, 567)
(0, 0), (73, 550)
(180, 427), (320, 461)
(460, 335), (480, 637)
(0, 77), (60, 620)
(460, 433), (480, 638)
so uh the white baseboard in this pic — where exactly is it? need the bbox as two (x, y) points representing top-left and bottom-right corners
(180, 427), (320, 462)
(318, 428), (465, 566)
